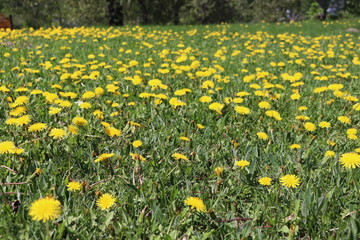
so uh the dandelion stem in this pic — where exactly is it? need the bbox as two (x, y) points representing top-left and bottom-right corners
(0, 165), (17, 173)
(216, 217), (253, 222)
(87, 176), (113, 189)
(0, 182), (28, 185)
(18, 137), (46, 146)
(46, 221), (50, 240)
(1, 192), (25, 195)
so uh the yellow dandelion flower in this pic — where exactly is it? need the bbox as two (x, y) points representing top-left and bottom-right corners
(5, 118), (18, 125)
(214, 166), (224, 176)
(67, 181), (82, 191)
(199, 96), (212, 103)
(234, 106), (251, 115)
(68, 125), (79, 135)
(257, 132), (269, 140)
(0, 141), (16, 154)
(265, 110), (282, 121)
(13, 95), (29, 106)
(258, 101), (271, 109)
(353, 103), (360, 111)
(9, 106), (28, 116)
(296, 115), (310, 121)
(8, 115), (31, 126)
(259, 177), (272, 186)
(93, 110), (104, 120)
(339, 152), (360, 169)
(132, 140), (143, 148)
(235, 160), (250, 168)
(81, 91), (96, 99)
(179, 136), (190, 141)
(0, 86), (10, 92)
(233, 97), (243, 104)
(94, 153), (115, 163)
(18, 115), (31, 125)
(95, 87), (105, 96)
(97, 193), (116, 210)
(201, 80), (215, 88)
(111, 102), (119, 108)
(49, 128), (67, 139)
(172, 153), (189, 161)
(174, 89), (188, 96)
(28, 123), (47, 132)
(347, 134), (358, 140)
(129, 121), (141, 127)
(56, 100), (72, 108)
(338, 116), (351, 124)
(105, 127), (121, 137)
(79, 102), (92, 109)
(304, 122), (316, 131)
(28, 196), (61, 222)
(101, 122), (111, 128)
(346, 128), (357, 135)
(9, 147), (24, 155)
(184, 197), (206, 212)
(169, 97), (186, 107)
(318, 121), (331, 128)
(280, 174), (300, 188)
(176, 55), (187, 63)
(30, 89), (43, 95)
(49, 107), (62, 115)
(290, 93), (301, 100)
(196, 124), (205, 129)
(130, 153), (146, 161)
(325, 151), (335, 157)
(298, 106), (308, 111)
(290, 144), (301, 149)
(209, 102), (224, 111)
(72, 116), (88, 126)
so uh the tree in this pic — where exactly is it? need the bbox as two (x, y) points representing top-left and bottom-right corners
(1, 0), (59, 28)
(172, 0), (185, 25)
(107, 0), (124, 26)
(316, 0), (331, 20)
(345, 0), (360, 15)
(137, 0), (149, 24)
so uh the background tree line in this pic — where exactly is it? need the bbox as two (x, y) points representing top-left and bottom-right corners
(0, 0), (359, 28)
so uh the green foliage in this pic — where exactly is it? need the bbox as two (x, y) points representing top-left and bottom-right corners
(59, 0), (108, 27)
(0, 0), (109, 27)
(343, 0), (360, 17)
(1, 0), (61, 28)
(307, 2), (324, 20)
(0, 0), (359, 28)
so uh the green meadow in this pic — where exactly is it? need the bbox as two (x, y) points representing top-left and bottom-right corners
(0, 20), (359, 239)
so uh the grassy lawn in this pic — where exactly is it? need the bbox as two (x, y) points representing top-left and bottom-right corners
(0, 19), (359, 239)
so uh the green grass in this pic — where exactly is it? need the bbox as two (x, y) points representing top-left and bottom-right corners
(0, 19), (359, 239)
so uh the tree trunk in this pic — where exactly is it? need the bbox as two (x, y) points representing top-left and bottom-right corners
(173, 0), (183, 25)
(9, 15), (13, 29)
(137, 0), (149, 24)
(316, 0), (330, 20)
(107, 0), (123, 26)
